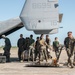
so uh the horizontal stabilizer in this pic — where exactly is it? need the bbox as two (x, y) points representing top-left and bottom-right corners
(59, 14), (63, 23)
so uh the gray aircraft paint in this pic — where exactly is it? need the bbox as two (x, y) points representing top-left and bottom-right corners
(0, 18), (21, 35)
(0, 0), (62, 35)
(20, 0), (59, 33)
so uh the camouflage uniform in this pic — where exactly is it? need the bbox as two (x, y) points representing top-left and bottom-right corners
(39, 38), (48, 62)
(28, 38), (35, 61)
(73, 48), (75, 64)
(46, 38), (52, 59)
(17, 37), (25, 61)
(34, 40), (40, 61)
(53, 40), (59, 61)
(64, 37), (75, 67)
(3, 38), (11, 62)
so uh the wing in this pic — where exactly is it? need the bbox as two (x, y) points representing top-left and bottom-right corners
(0, 17), (24, 38)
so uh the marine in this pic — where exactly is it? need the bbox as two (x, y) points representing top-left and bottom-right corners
(39, 34), (48, 63)
(2, 35), (11, 62)
(28, 35), (35, 61)
(64, 31), (75, 68)
(53, 37), (60, 62)
(45, 35), (52, 59)
(17, 34), (25, 62)
(34, 37), (40, 62)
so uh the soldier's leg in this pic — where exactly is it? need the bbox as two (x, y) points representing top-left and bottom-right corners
(69, 48), (74, 67)
(40, 47), (44, 61)
(47, 51), (52, 59)
(32, 48), (35, 62)
(36, 50), (41, 64)
(56, 50), (61, 62)
(7, 54), (10, 62)
(5, 52), (8, 62)
(20, 50), (23, 61)
(43, 48), (48, 62)
(46, 48), (52, 59)
(3, 50), (8, 62)
(21, 51), (24, 61)
(38, 49), (44, 63)
(55, 51), (58, 58)
(68, 55), (74, 68)
(18, 50), (21, 61)
(5, 49), (10, 62)
(73, 51), (75, 65)
(28, 48), (31, 61)
(67, 50), (71, 64)
(55, 48), (58, 58)
(66, 49), (70, 66)
(55, 51), (58, 62)
(67, 49), (73, 68)
(34, 50), (38, 61)
(46, 47), (49, 59)
(38, 52), (40, 64)
(55, 50), (59, 63)
(28, 47), (31, 59)
(73, 46), (75, 65)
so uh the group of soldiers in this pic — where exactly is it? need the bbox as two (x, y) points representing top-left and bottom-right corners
(1, 31), (75, 68)
(17, 34), (52, 63)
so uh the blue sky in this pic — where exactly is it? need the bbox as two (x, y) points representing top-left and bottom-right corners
(0, 0), (75, 46)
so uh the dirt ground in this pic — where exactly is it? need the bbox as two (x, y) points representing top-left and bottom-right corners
(0, 47), (75, 75)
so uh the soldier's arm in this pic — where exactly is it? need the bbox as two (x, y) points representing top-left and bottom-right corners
(39, 40), (43, 46)
(64, 38), (66, 47)
(44, 41), (47, 46)
(64, 38), (69, 50)
(33, 42), (36, 48)
(17, 39), (19, 47)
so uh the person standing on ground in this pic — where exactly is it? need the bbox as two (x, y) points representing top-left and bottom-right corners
(53, 37), (59, 57)
(53, 37), (60, 62)
(64, 31), (75, 68)
(34, 37), (40, 61)
(28, 35), (35, 61)
(2, 35), (11, 62)
(39, 34), (48, 63)
(45, 35), (52, 59)
(17, 34), (25, 62)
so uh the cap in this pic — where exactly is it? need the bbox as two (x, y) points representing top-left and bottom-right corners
(2, 35), (6, 38)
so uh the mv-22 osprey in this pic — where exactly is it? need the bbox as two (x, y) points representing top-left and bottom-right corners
(0, 0), (63, 37)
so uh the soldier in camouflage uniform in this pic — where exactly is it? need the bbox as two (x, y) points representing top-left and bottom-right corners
(64, 31), (75, 68)
(46, 35), (52, 59)
(2, 35), (11, 62)
(34, 37), (40, 62)
(17, 34), (25, 62)
(28, 35), (35, 61)
(53, 37), (60, 62)
(73, 50), (75, 65)
(39, 34), (48, 63)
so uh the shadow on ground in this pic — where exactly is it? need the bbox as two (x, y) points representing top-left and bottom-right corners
(10, 57), (19, 62)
